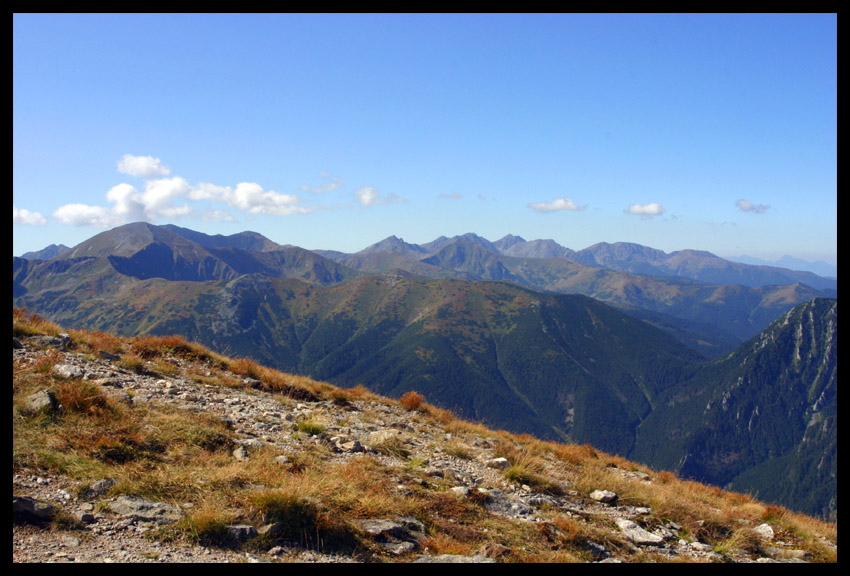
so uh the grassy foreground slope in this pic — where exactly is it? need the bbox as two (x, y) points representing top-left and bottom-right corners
(12, 309), (837, 563)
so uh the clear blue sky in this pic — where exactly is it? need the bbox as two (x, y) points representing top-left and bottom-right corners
(13, 13), (837, 265)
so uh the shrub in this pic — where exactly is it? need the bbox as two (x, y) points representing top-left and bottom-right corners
(399, 390), (425, 411)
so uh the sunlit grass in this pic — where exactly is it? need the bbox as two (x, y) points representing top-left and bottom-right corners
(12, 308), (838, 562)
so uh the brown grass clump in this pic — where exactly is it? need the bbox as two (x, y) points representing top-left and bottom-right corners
(399, 390), (425, 411)
(13, 308), (62, 337)
(69, 328), (124, 356)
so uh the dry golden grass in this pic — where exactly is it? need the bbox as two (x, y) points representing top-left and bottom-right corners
(12, 309), (838, 562)
(13, 308), (62, 337)
(398, 390), (425, 411)
(68, 328), (124, 356)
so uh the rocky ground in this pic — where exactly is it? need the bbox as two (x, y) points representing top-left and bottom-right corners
(12, 333), (835, 563)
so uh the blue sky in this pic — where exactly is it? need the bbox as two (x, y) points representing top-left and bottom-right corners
(13, 13), (837, 265)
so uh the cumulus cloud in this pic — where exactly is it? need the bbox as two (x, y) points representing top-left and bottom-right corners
(229, 182), (311, 215)
(53, 203), (119, 228)
(528, 198), (582, 213)
(54, 178), (193, 227)
(13, 207), (47, 225)
(625, 202), (665, 219)
(138, 177), (193, 218)
(736, 199), (770, 214)
(53, 155), (318, 227)
(354, 186), (405, 207)
(117, 154), (171, 178)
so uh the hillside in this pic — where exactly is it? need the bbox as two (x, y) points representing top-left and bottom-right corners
(12, 310), (837, 563)
(315, 232), (835, 349)
(15, 224), (836, 361)
(12, 223), (838, 521)
(11, 268), (705, 455)
(633, 298), (837, 521)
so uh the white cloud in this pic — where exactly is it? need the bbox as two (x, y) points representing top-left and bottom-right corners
(625, 202), (665, 219)
(230, 182), (311, 215)
(105, 183), (146, 220)
(189, 181), (311, 215)
(200, 209), (236, 222)
(439, 192), (463, 200)
(53, 155), (320, 227)
(354, 186), (404, 207)
(53, 203), (120, 228)
(117, 154), (171, 178)
(188, 182), (231, 202)
(736, 199), (770, 214)
(528, 198), (582, 213)
(139, 177), (193, 218)
(300, 172), (344, 194)
(13, 207), (47, 225)
(55, 177), (193, 227)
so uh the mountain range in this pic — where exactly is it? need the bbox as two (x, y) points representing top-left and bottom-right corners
(11, 222), (837, 519)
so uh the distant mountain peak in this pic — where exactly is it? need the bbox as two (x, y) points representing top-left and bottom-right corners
(19, 244), (70, 261)
(358, 235), (427, 257)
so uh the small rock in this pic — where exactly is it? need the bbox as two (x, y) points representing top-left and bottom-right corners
(763, 546), (808, 560)
(753, 523), (775, 540)
(108, 495), (182, 524)
(24, 389), (60, 415)
(614, 518), (664, 546)
(98, 350), (121, 361)
(75, 511), (96, 524)
(477, 542), (511, 559)
(233, 445), (249, 461)
(52, 363), (85, 379)
(590, 489), (618, 504)
(227, 524), (258, 542)
(485, 457), (510, 470)
(13, 496), (59, 524)
(79, 478), (116, 501)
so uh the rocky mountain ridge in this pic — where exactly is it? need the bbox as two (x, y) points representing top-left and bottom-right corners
(12, 316), (837, 563)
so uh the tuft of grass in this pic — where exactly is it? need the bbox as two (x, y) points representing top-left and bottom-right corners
(495, 440), (564, 495)
(227, 357), (263, 380)
(13, 308), (62, 338)
(178, 508), (237, 547)
(443, 438), (474, 460)
(296, 419), (326, 437)
(53, 379), (111, 417)
(116, 352), (149, 375)
(399, 390), (425, 411)
(714, 527), (765, 556)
